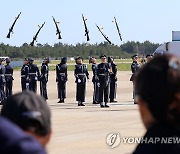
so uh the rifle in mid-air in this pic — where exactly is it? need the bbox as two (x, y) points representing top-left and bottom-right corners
(96, 24), (111, 44)
(82, 14), (90, 41)
(7, 12), (21, 39)
(113, 16), (122, 41)
(52, 16), (62, 39)
(30, 22), (45, 46)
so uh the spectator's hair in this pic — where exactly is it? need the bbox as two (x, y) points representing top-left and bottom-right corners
(135, 54), (180, 129)
(1, 91), (51, 136)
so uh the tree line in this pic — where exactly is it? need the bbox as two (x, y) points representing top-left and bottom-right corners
(0, 41), (160, 59)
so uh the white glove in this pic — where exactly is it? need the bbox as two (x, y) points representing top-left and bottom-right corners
(97, 82), (100, 87)
(78, 79), (81, 83)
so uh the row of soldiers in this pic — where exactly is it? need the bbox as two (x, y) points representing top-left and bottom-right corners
(0, 58), (13, 104)
(0, 56), (118, 107)
(0, 54), (153, 106)
(21, 57), (49, 99)
(74, 55), (117, 107)
(55, 55), (117, 108)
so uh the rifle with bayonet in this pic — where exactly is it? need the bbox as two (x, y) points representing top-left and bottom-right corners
(30, 22), (45, 46)
(82, 14), (90, 41)
(96, 24), (111, 44)
(113, 16), (122, 41)
(52, 16), (62, 39)
(7, 12), (21, 39)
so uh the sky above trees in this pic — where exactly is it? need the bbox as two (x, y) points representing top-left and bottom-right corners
(1, 0), (180, 46)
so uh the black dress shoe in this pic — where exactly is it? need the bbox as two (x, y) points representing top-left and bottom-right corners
(81, 103), (85, 106)
(110, 100), (118, 103)
(105, 105), (110, 108)
(100, 105), (105, 108)
(57, 100), (64, 103)
(93, 101), (99, 104)
(134, 101), (138, 104)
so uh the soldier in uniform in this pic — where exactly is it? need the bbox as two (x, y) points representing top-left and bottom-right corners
(130, 55), (140, 104)
(74, 57), (89, 106)
(0, 58), (6, 104)
(28, 58), (40, 93)
(5, 58), (13, 98)
(146, 54), (153, 62)
(89, 57), (99, 104)
(97, 55), (110, 108)
(21, 58), (29, 91)
(108, 57), (118, 103)
(56, 57), (68, 103)
(40, 57), (50, 100)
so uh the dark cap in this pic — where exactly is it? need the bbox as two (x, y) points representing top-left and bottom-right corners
(100, 55), (107, 59)
(146, 54), (153, 58)
(131, 55), (138, 59)
(44, 57), (50, 63)
(28, 58), (34, 62)
(107, 56), (113, 63)
(0, 58), (3, 62)
(24, 58), (28, 61)
(6, 58), (11, 63)
(75, 56), (82, 61)
(61, 57), (67, 64)
(1, 91), (51, 136)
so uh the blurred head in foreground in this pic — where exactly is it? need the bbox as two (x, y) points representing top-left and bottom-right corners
(1, 91), (52, 147)
(135, 54), (180, 130)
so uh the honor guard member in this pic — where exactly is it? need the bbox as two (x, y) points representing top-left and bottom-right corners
(146, 54), (153, 63)
(89, 57), (99, 104)
(108, 57), (118, 103)
(0, 59), (6, 104)
(56, 57), (68, 103)
(74, 56), (89, 106)
(21, 58), (29, 91)
(97, 55), (110, 108)
(40, 57), (50, 100)
(130, 55), (140, 104)
(5, 58), (13, 98)
(28, 58), (40, 93)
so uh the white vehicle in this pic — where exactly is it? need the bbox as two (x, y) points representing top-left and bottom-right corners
(154, 31), (180, 57)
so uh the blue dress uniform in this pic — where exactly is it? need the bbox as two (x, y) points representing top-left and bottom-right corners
(109, 62), (118, 102)
(40, 58), (49, 100)
(97, 55), (110, 108)
(0, 60), (6, 103)
(74, 57), (89, 106)
(28, 58), (40, 93)
(21, 58), (29, 91)
(108, 57), (118, 102)
(5, 58), (13, 98)
(56, 57), (68, 103)
(130, 55), (140, 104)
(92, 63), (99, 104)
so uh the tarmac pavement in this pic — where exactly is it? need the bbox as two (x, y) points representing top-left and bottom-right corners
(11, 71), (145, 154)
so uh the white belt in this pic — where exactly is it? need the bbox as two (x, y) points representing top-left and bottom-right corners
(5, 74), (12, 76)
(99, 74), (106, 76)
(78, 73), (85, 75)
(29, 73), (36, 75)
